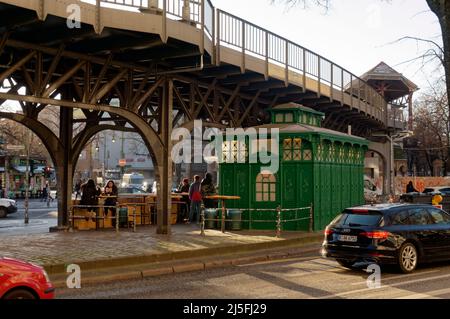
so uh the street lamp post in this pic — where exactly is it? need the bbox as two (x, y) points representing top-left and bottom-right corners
(24, 130), (31, 225)
(120, 131), (125, 176)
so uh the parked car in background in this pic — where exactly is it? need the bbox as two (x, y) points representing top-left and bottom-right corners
(121, 173), (147, 191)
(364, 177), (382, 202)
(0, 198), (17, 218)
(422, 186), (450, 195)
(322, 203), (450, 273)
(0, 257), (55, 299)
(118, 186), (151, 195)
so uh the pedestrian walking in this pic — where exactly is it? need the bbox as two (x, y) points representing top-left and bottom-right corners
(41, 182), (48, 202)
(188, 175), (202, 224)
(201, 172), (217, 209)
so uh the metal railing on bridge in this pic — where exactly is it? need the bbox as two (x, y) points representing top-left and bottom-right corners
(97, 0), (387, 125)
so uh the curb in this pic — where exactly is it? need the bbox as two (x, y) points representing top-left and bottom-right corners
(50, 244), (322, 288)
(44, 233), (324, 275)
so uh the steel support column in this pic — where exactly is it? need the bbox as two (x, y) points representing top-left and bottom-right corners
(52, 106), (73, 231)
(156, 79), (173, 235)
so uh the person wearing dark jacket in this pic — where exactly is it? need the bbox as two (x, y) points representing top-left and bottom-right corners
(177, 178), (190, 223)
(201, 172), (217, 209)
(406, 181), (418, 193)
(80, 179), (101, 219)
(103, 180), (118, 226)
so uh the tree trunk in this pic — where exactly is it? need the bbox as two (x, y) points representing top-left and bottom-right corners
(427, 0), (450, 108)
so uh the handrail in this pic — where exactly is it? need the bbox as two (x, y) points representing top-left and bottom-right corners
(96, 0), (387, 125)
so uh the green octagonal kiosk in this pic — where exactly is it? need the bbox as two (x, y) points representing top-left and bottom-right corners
(218, 103), (368, 232)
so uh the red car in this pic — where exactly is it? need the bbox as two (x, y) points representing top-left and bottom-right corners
(0, 257), (55, 299)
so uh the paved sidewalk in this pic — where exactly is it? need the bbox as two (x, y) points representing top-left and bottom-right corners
(0, 225), (323, 274)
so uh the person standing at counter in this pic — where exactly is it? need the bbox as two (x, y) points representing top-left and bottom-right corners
(177, 178), (190, 223)
(201, 172), (217, 209)
(103, 180), (118, 226)
(80, 179), (101, 220)
(188, 175), (202, 224)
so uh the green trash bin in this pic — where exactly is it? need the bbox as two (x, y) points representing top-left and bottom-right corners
(226, 209), (242, 231)
(119, 207), (128, 227)
(204, 208), (218, 229)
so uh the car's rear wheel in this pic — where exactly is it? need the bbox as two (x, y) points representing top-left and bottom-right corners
(336, 259), (355, 269)
(3, 289), (36, 300)
(0, 207), (7, 218)
(398, 243), (418, 273)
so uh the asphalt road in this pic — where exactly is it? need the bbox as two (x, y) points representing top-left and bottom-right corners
(56, 246), (450, 299)
(0, 199), (57, 235)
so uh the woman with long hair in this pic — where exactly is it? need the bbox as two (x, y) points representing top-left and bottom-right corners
(103, 180), (118, 226)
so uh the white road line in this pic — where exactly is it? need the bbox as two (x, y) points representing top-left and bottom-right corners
(320, 272), (450, 299)
(350, 270), (440, 286)
(398, 287), (450, 299)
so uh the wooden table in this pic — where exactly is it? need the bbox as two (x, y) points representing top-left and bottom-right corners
(204, 195), (241, 233)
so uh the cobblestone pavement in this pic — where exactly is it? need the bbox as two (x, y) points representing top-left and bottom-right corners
(0, 225), (319, 268)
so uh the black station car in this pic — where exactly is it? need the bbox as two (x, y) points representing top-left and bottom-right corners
(322, 203), (450, 273)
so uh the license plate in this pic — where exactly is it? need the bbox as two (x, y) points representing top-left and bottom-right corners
(338, 235), (358, 242)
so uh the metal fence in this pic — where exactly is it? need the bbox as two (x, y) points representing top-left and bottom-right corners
(96, 0), (387, 124)
(69, 203), (149, 232)
(199, 205), (313, 238)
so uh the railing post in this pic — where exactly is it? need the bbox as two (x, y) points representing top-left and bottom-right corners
(133, 205), (136, 232)
(182, 0), (190, 21)
(216, 9), (220, 66)
(95, 0), (101, 34)
(200, 203), (205, 236)
(350, 74), (354, 109)
(162, 0), (167, 43)
(330, 62), (334, 101)
(302, 49), (306, 91)
(200, 0), (205, 54)
(309, 203), (314, 233)
(221, 202), (226, 233)
(284, 40), (289, 86)
(317, 56), (321, 97)
(71, 206), (74, 231)
(212, 4), (216, 65)
(149, 0), (158, 8)
(264, 31), (269, 80)
(115, 206), (119, 233)
(276, 206), (281, 238)
(340, 68), (344, 105)
(241, 20), (245, 73)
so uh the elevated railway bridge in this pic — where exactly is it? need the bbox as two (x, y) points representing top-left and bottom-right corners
(0, 0), (404, 233)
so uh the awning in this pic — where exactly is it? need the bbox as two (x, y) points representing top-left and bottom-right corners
(11, 165), (46, 174)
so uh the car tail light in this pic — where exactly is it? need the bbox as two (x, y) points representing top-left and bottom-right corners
(351, 209), (369, 215)
(361, 231), (390, 240)
(324, 228), (334, 236)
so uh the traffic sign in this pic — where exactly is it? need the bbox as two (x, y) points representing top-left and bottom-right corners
(6, 144), (25, 151)
(119, 159), (126, 167)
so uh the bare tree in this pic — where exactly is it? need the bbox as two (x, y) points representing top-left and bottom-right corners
(412, 79), (449, 175)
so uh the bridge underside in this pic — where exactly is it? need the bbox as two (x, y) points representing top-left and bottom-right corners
(0, 2), (388, 233)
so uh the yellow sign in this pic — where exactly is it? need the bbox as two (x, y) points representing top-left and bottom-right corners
(432, 194), (443, 206)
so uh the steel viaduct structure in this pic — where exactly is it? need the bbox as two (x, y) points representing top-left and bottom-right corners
(0, 0), (402, 234)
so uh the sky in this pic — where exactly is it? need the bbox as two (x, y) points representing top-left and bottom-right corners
(213, 0), (442, 94)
